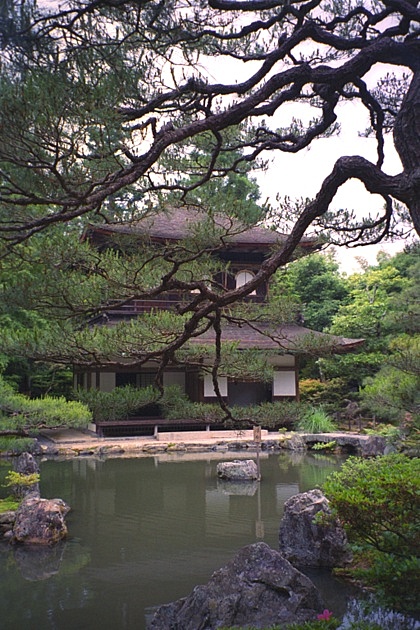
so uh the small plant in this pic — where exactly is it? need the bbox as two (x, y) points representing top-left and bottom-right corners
(296, 406), (337, 433)
(0, 436), (36, 454)
(0, 496), (19, 513)
(311, 440), (337, 451)
(3, 470), (40, 499)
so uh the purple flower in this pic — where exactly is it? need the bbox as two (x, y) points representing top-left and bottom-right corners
(317, 609), (333, 621)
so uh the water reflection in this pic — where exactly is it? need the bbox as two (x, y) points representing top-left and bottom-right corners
(0, 452), (415, 630)
(13, 543), (66, 582)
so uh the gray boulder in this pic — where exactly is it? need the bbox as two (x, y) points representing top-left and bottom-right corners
(14, 452), (40, 498)
(12, 495), (70, 545)
(16, 452), (39, 475)
(149, 542), (323, 629)
(279, 489), (351, 567)
(216, 459), (259, 481)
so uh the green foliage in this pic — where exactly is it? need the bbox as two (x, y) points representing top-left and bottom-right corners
(285, 621), (339, 630)
(77, 385), (161, 422)
(271, 252), (348, 331)
(3, 470), (40, 488)
(162, 388), (305, 428)
(299, 378), (347, 408)
(324, 455), (420, 610)
(0, 437), (36, 454)
(349, 551), (420, 612)
(0, 497), (19, 513)
(323, 455), (420, 558)
(296, 407), (337, 433)
(0, 375), (91, 431)
(3, 469), (40, 499)
(311, 440), (337, 451)
(360, 337), (420, 424)
(322, 251), (419, 389)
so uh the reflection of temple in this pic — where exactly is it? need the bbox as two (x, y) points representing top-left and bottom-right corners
(76, 209), (363, 435)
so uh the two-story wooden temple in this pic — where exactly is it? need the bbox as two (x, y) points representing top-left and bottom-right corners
(78, 208), (363, 435)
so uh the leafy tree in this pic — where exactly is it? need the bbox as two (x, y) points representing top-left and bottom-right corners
(321, 247), (419, 388)
(360, 334), (420, 426)
(271, 252), (349, 331)
(0, 0), (419, 421)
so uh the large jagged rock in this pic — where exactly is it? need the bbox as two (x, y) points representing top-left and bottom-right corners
(16, 452), (39, 475)
(148, 542), (324, 629)
(279, 489), (351, 567)
(12, 495), (70, 545)
(216, 459), (259, 481)
(15, 452), (40, 498)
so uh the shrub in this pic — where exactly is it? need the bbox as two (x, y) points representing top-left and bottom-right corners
(323, 454), (420, 611)
(0, 437), (36, 454)
(3, 470), (40, 498)
(299, 378), (347, 408)
(296, 406), (337, 433)
(77, 385), (160, 421)
(323, 454), (420, 557)
(0, 376), (91, 430)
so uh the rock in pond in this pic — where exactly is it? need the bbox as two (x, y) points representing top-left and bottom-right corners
(12, 495), (70, 545)
(148, 542), (324, 629)
(216, 459), (259, 481)
(279, 488), (351, 567)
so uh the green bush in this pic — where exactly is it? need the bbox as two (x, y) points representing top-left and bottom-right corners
(323, 454), (420, 611)
(296, 406), (337, 433)
(0, 376), (91, 432)
(0, 437), (36, 454)
(77, 385), (160, 422)
(3, 470), (40, 498)
(299, 378), (347, 408)
(323, 454), (420, 557)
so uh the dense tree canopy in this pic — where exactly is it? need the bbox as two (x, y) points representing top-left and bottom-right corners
(1, 0), (419, 246)
(0, 0), (419, 402)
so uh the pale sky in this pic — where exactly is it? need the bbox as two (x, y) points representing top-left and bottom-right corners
(254, 99), (407, 273)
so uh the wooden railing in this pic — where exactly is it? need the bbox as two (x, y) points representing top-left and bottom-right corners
(105, 293), (266, 316)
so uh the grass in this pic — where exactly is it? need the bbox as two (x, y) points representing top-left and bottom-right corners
(296, 407), (337, 434)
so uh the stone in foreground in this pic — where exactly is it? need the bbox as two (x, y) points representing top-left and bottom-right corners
(216, 459), (259, 481)
(12, 495), (70, 545)
(148, 542), (323, 629)
(279, 489), (351, 567)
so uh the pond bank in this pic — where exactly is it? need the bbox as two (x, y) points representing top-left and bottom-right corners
(35, 428), (386, 459)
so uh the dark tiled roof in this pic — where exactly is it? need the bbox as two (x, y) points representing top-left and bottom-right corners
(189, 321), (364, 353)
(86, 207), (316, 248)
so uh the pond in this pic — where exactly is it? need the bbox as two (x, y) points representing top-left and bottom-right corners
(0, 451), (417, 629)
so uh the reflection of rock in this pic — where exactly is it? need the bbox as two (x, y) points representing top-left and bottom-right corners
(12, 496), (70, 545)
(216, 478), (258, 496)
(149, 542), (323, 630)
(14, 543), (66, 581)
(279, 489), (352, 567)
(0, 510), (15, 539)
(216, 459), (259, 481)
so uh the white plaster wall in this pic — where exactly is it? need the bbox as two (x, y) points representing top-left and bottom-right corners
(163, 371), (186, 391)
(204, 374), (228, 397)
(270, 355), (295, 367)
(273, 371), (296, 396)
(100, 372), (116, 392)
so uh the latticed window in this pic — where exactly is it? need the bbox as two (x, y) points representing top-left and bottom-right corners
(235, 270), (256, 295)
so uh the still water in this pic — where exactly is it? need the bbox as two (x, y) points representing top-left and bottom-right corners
(0, 451), (401, 629)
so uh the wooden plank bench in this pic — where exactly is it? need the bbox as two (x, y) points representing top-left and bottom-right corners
(95, 417), (226, 438)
